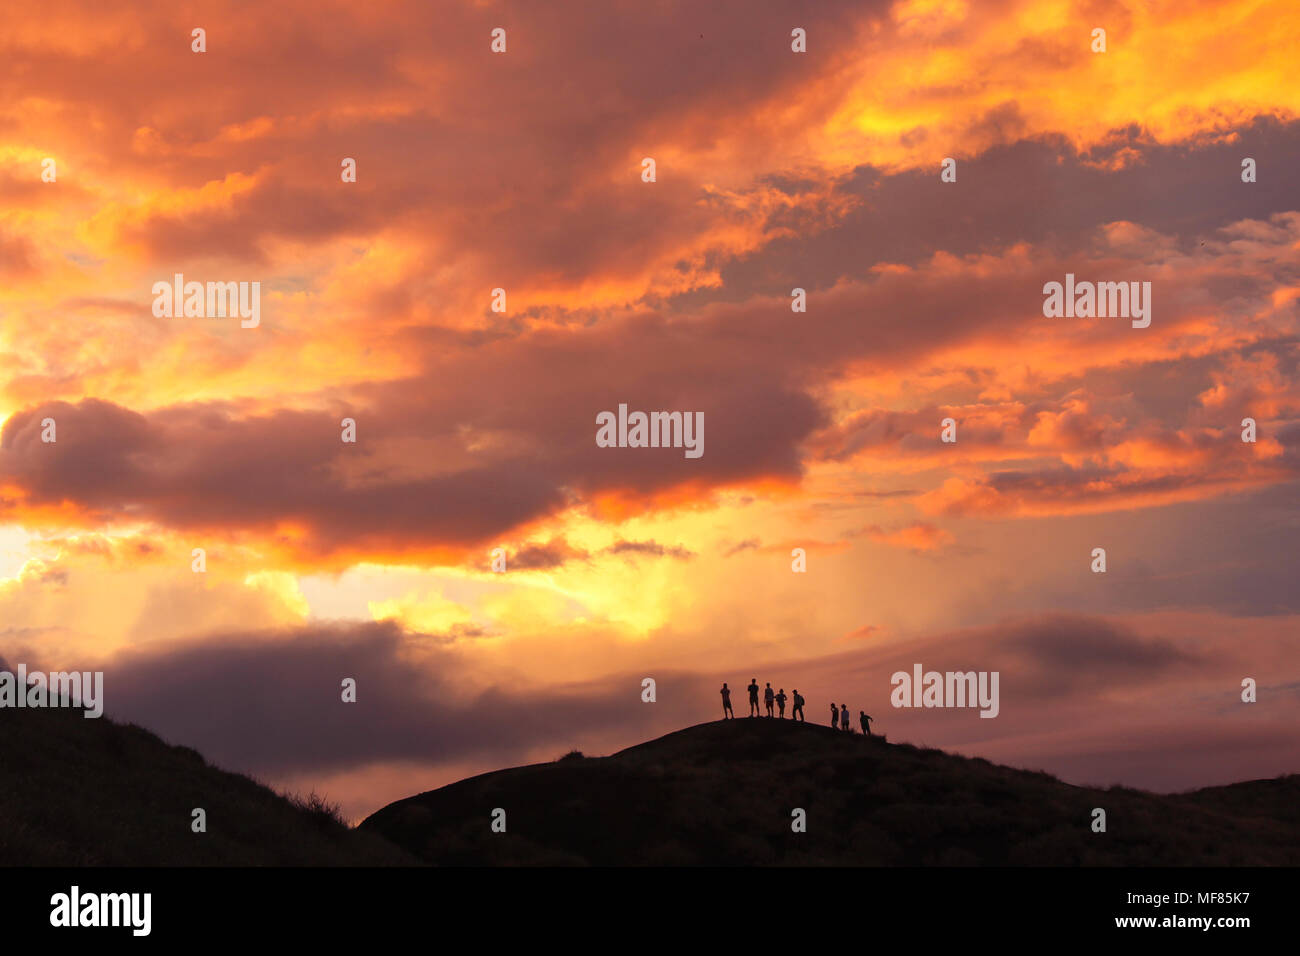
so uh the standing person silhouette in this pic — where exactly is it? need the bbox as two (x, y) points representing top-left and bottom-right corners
(860, 711), (872, 736)
(775, 688), (787, 718)
(791, 689), (804, 721)
(840, 704), (850, 732)
(748, 678), (760, 717)
(720, 683), (734, 719)
(764, 682), (775, 717)
(830, 702), (839, 728)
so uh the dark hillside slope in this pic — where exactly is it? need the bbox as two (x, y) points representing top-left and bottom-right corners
(362, 718), (1300, 865)
(0, 704), (414, 866)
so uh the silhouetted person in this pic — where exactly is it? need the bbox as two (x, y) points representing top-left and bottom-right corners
(720, 683), (734, 719)
(748, 678), (760, 717)
(775, 688), (787, 718)
(840, 704), (850, 732)
(764, 682), (775, 717)
(860, 711), (873, 736)
(791, 690), (804, 721)
(830, 702), (838, 728)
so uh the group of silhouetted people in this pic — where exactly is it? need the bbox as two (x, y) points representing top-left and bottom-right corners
(719, 679), (805, 721)
(830, 702), (873, 736)
(718, 680), (873, 736)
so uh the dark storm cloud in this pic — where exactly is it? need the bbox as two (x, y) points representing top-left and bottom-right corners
(994, 614), (1200, 694)
(97, 621), (710, 776)
(678, 116), (1300, 306)
(0, 371), (822, 558)
(605, 538), (695, 560)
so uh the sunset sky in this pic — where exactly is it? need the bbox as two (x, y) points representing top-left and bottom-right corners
(1, 0), (1297, 820)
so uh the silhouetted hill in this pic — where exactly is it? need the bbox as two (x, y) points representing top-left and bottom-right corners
(0, 703), (414, 865)
(361, 718), (1300, 865)
(7, 707), (1296, 866)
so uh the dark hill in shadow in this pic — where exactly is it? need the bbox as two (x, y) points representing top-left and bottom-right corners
(361, 718), (1300, 865)
(0, 703), (414, 866)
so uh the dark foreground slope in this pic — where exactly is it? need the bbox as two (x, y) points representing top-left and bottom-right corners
(0, 704), (414, 866)
(362, 718), (1300, 865)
